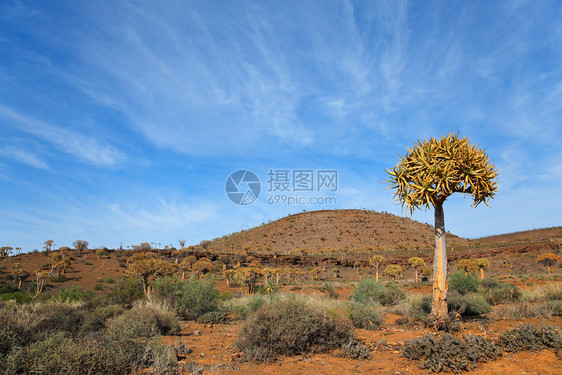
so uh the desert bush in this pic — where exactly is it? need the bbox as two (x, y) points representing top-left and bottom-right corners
(50, 275), (70, 283)
(323, 282), (339, 299)
(0, 303), (42, 360)
(350, 278), (405, 306)
(407, 294), (432, 321)
(479, 279), (522, 305)
(174, 279), (220, 320)
(225, 294), (266, 320)
(0, 286), (35, 303)
(522, 283), (562, 303)
(447, 291), (492, 316)
(106, 302), (179, 339)
(449, 271), (479, 295)
(109, 276), (145, 306)
(54, 285), (93, 302)
(218, 291), (233, 301)
(340, 338), (371, 360)
(35, 303), (85, 335)
(544, 283), (562, 301)
(3, 330), (176, 375)
(80, 304), (124, 334)
(402, 333), (501, 373)
(236, 298), (352, 361)
(196, 310), (227, 324)
(499, 324), (562, 352)
(542, 300), (562, 316)
(493, 303), (553, 319)
(346, 302), (383, 330)
(151, 276), (183, 306)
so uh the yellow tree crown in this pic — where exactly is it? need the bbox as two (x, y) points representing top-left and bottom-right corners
(386, 133), (499, 212)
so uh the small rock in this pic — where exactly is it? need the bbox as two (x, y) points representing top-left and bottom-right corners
(165, 345), (178, 363)
(199, 353), (205, 357)
(192, 330), (202, 336)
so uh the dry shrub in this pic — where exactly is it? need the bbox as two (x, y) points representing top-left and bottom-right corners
(493, 302), (553, 319)
(403, 333), (501, 373)
(499, 324), (562, 353)
(236, 298), (352, 361)
(106, 302), (179, 339)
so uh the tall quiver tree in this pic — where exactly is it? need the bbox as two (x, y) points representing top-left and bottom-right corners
(475, 258), (490, 280)
(386, 133), (498, 320)
(408, 257), (426, 283)
(369, 255), (385, 282)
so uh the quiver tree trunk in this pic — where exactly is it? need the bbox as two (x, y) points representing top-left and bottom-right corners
(480, 268), (484, 280)
(431, 202), (448, 319)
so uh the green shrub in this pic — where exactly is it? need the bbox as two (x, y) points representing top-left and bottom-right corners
(409, 295), (432, 321)
(323, 282), (339, 299)
(218, 291), (233, 301)
(174, 280), (220, 320)
(93, 283), (104, 291)
(340, 338), (371, 360)
(106, 303), (179, 339)
(80, 305), (124, 334)
(494, 303), (554, 319)
(479, 279), (522, 305)
(402, 333), (501, 373)
(350, 279), (405, 306)
(55, 285), (93, 302)
(151, 277), (183, 306)
(109, 276), (145, 306)
(499, 324), (562, 352)
(346, 302), (383, 330)
(196, 310), (227, 324)
(544, 283), (562, 301)
(542, 300), (562, 316)
(449, 271), (479, 295)
(35, 303), (85, 335)
(447, 291), (492, 316)
(0, 290), (34, 303)
(2, 330), (176, 375)
(50, 275), (70, 283)
(236, 298), (352, 361)
(225, 294), (266, 320)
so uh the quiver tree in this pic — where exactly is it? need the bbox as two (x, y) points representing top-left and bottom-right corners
(408, 257), (426, 282)
(536, 253), (561, 275)
(475, 258), (490, 280)
(43, 240), (54, 253)
(456, 259), (478, 276)
(179, 258), (192, 279)
(1, 246), (13, 258)
(127, 258), (174, 297)
(34, 269), (49, 294)
(369, 255), (385, 282)
(236, 267), (263, 294)
(386, 133), (498, 320)
(12, 264), (30, 289)
(72, 240), (89, 253)
(224, 269), (236, 287)
(192, 260), (214, 279)
(384, 264), (404, 281)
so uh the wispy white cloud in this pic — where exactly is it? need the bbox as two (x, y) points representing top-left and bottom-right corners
(0, 105), (126, 167)
(0, 144), (49, 170)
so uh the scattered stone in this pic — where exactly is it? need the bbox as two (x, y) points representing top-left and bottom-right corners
(165, 344), (178, 363)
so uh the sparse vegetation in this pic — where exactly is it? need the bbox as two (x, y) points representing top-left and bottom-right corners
(236, 298), (353, 361)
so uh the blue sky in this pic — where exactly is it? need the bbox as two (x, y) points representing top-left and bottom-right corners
(1, 0), (561, 251)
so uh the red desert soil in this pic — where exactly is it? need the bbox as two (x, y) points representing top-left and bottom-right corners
(165, 315), (562, 375)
